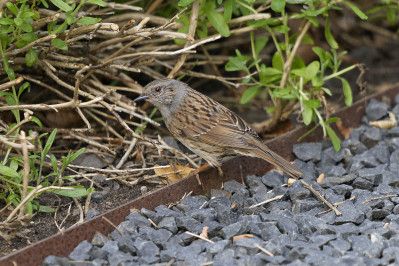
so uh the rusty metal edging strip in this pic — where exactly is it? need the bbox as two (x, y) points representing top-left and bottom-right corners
(1, 84), (399, 266)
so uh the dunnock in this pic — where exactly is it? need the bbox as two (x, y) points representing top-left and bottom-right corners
(134, 79), (303, 179)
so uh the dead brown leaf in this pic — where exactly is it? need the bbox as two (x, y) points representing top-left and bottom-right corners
(336, 120), (352, 139)
(154, 164), (195, 184)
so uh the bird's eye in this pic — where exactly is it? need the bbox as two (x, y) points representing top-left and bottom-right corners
(155, 87), (162, 93)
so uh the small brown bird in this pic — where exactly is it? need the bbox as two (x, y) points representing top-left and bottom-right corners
(134, 79), (303, 179)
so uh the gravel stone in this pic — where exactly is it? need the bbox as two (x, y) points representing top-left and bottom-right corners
(331, 184), (353, 197)
(335, 200), (365, 225)
(361, 127), (382, 148)
(309, 234), (336, 247)
(176, 195), (208, 213)
(366, 99), (389, 121)
(329, 239), (351, 254)
(176, 216), (201, 233)
(321, 174), (357, 187)
(69, 240), (92, 261)
(91, 232), (109, 247)
(43, 256), (71, 266)
(293, 142), (322, 162)
(125, 211), (152, 227)
(134, 239), (160, 257)
(234, 236), (263, 255)
(208, 197), (232, 225)
(74, 153), (107, 169)
(158, 216), (178, 234)
(289, 180), (311, 201)
(108, 251), (135, 266)
(261, 171), (284, 188)
(207, 240), (230, 254)
(325, 165), (347, 176)
(207, 189), (232, 199)
(221, 222), (245, 239)
(292, 198), (325, 214)
(85, 209), (101, 220)
(101, 240), (118, 254)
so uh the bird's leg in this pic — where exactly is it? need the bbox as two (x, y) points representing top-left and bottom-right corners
(190, 163), (211, 190)
(217, 167), (223, 177)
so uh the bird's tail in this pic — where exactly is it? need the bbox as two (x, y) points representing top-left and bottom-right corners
(250, 146), (303, 179)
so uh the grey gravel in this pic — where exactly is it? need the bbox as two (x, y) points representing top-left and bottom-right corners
(44, 95), (399, 265)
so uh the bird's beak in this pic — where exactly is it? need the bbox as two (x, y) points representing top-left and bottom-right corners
(134, 94), (149, 102)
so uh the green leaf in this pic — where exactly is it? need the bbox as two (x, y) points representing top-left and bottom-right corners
(43, 129), (57, 160)
(304, 99), (320, 109)
(0, 164), (20, 179)
(240, 86), (260, 104)
(69, 147), (86, 164)
(16, 39), (27, 48)
(10, 160), (18, 171)
(291, 56), (306, 70)
(302, 105), (313, 125)
(301, 33), (314, 45)
(321, 87), (332, 96)
(254, 37), (268, 58)
(272, 51), (284, 71)
(50, 0), (73, 12)
(178, 0), (196, 7)
(51, 38), (68, 50)
(21, 12), (35, 19)
(26, 48), (38, 67)
(224, 0), (234, 22)
(25, 201), (33, 214)
(62, 176), (76, 182)
(18, 82), (30, 98)
(312, 46), (327, 62)
(326, 125), (341, 151)
(86, 0), (106, 7)
(325, 117), (340, 124)
(259, 65), (282, 84)
(36, 205), (56, 212)
(197, 20), (208, 39)
(14, 18), (23, 26)
(273, 25), (290, 34)
(51, 186), (94, 197)
(29, 116), (43, 129)
(66, 13), (77, 25)
(22, 32), (38, 43)
(225, 50), (251, 73)
(340, 78), (352, 106)
(205, 10), (230, 37)
(6, 2), (18, 15)
(311, 76), (323, 87)
(271, 0), (285, 12)
(305, 61), (320, 80)
(78, 17), (101, 25)
(343, 2), (367, 20)
(325, 17), (338, 49)
(175, 14), (189, 45)
(50, 154), (58, 173)
(41, 0), (49, 8)
(0, 18), (14, 25)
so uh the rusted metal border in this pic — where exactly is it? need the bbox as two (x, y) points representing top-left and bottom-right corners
(1, 84), (398, 266)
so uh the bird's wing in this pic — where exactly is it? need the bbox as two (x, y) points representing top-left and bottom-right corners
(172, 90), (261, 149)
